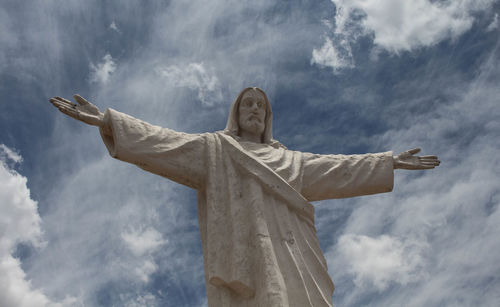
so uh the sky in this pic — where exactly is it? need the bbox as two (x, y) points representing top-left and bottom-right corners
(1, 0), (500, 306)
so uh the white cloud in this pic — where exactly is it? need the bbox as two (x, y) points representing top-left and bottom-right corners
(335, 234), (426, 291)
(157, 62), (223, 106)
(311, 37), (354, 71)
(134, 260), (158, 283)
(121, 292), (158, 307)
(314, 0), (497, 70)
(0, 145), (62, 307)
(0, 144), (22, 164)
(109, 21), (120, 33)
(89, 53), (116, 85)
(121, 227), (165, 282)
(121, 227), (166, 257)
(336, 0), (475, 52)
(487, 13), (498, 31)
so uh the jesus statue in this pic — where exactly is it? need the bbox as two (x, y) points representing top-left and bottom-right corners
(50, 87), (439, 307)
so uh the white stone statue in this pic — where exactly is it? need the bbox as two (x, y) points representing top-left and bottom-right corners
(50, 88), (439, 307)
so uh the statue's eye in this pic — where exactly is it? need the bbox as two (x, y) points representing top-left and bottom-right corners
(257, 101), (263, 108)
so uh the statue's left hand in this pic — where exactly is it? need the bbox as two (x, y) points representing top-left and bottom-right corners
(50, 94), (104, 127)
(393, 148), (440, 170)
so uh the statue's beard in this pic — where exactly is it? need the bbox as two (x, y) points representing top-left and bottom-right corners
(240, 117), (265, 135)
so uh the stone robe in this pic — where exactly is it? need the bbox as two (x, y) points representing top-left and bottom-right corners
(100, 109), (394, 307)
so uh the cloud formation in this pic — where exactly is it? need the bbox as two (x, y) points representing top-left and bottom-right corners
(109, 21), (120, 34)
(157, 63), (223, 106)
(487, 13), (499, 31)
(0, 145), (58, 307)
(313, 0), (498, 70)
(89, 54), (117, 85)
(335, 234), (426, 291)
(311, 37), (354, 71)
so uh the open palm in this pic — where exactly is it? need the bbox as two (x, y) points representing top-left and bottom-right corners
(394, 148), (440, 170)
(49, 94), (104, 127)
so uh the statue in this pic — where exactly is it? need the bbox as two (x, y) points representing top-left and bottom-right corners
(50, 88), (439, 307)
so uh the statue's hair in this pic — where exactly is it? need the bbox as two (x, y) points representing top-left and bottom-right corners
(223, 87), (286, 149)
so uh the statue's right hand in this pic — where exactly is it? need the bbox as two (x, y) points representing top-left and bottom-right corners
(50, 94), (104, 127)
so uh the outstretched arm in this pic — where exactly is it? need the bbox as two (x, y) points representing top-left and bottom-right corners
(393, 148), (440, 170)
(300, 148), (440, 201)
(50, 96), (207, 189)
(301, 151), (395, 201)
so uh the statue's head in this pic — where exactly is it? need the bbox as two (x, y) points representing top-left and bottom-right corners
(225, 87), (275, 144)
(238, 88), (266, 138)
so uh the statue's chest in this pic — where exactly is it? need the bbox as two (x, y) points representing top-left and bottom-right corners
(240, 142), (302, 190)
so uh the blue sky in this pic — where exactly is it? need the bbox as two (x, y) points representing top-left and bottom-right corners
(1, 0), (500, 306)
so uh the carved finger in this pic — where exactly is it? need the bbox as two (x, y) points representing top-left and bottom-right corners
(419, 155), (438, 159)
(421, 161), (440, 166)
(51, 98), (77, 109)
(407, 148), (421, 155)
(419, 158), (439, 163)
(419, 156), (438, 160)
(51, 100), (72, 109)
(57, 104), (77, 114)
(74, 94), (90, 105)
(50, 98), (65, 106)
(49, 98), (61, 107)
(421, 162), (437, 166)
(54, 96), (77, 106)
(420, 159), (438, 163)
(57, 102), (79, 114)
(423, 161), (440, 165)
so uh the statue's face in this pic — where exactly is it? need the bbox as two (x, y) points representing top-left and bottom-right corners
(238, 90), (266, 138)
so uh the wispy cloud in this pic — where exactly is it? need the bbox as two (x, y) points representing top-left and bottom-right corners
(109, 21), (120, 34)
(334, 234), (426, 291)
(89, 54), (116, 85)
(121, 227), (167, 282)
(487, 13), (499, 31)
(311, 37), (354, 72)
(156, 63), (223, 106)
(121, 227), (166, 257)
(0, 144), (22, 165)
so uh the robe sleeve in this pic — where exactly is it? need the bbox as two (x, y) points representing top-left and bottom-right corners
(300, 151), (394, 201)
(99, 108), (206, 189)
